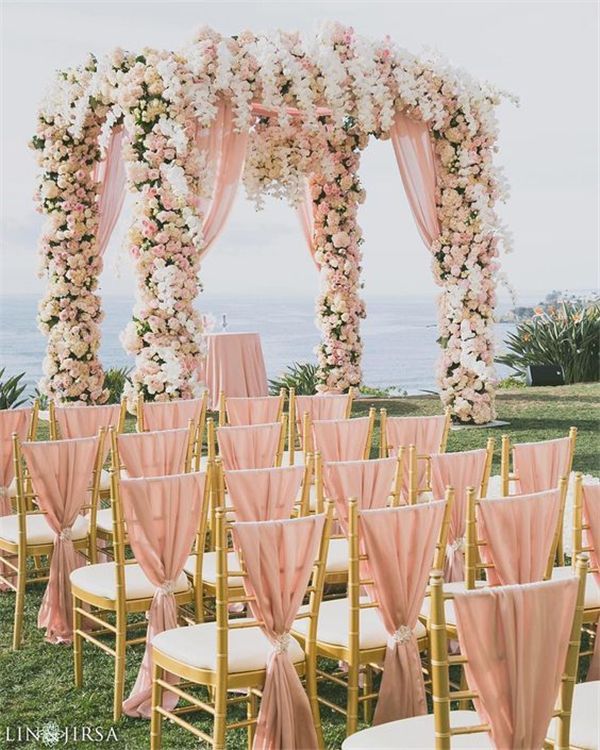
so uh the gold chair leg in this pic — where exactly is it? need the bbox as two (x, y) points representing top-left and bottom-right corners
(306, 654), (324, 749)
(12, 557), (26, 650)
(150, 662), (164, 750)
(73, 596), (83, 688)
(362, 665), (373, 724)
(214, 678), (227, 750)
(346, 661), (359, 736)
(113, 612), (126, 722)
(247, 690), (258, 750)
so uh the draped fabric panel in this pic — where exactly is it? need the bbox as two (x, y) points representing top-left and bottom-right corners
(94, 126), (127, 255)
(193, 99), (248, 259)
(296, 180), (319, 268)
(388, 114), (440, 250)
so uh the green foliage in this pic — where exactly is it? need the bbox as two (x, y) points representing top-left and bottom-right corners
(359, 384), (407, 398)
(32, 387), (49, 410)
(0, 369), (29, 409)
(269, 362), (319, 396)
(103, 366), (131, 404)
(497, 302), (600, 384)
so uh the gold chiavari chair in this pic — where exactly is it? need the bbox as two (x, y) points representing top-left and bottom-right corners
(48, 398), (127, 441)
(286, 387), (354, 466)
(70, 450), (201, 721)
(342, 557), (588, 750)
(291, 493), (453, 736)
(217, 389), (285, 427)
(0, 429), (104, 649)
(551, 473), (600, 674)
(150, 503), (334, 750)
(379, 409), (451, 502)
(90, 422), (197, 561)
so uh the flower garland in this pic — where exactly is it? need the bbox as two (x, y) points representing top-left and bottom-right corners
(32, 23), (514, 421)
(31, 56), (111, 404)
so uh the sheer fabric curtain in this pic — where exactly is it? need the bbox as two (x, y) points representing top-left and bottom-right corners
(94, 126), (127, 254)
(194, 99), (248, 259)
(389, 114), (440, 249)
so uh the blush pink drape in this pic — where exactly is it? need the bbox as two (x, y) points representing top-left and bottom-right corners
(0, 407), (32, 589)
(430, 448), (487, 582)
(94, 126), (126, 255)
(21, 436), (99, 643)
(295, 395), (348, 440)
(384, 414), (447, 501)
(117, 428), (190, 477)
(225, 466), (304, 522)
(120, 471), (205, 718)
(312, 417), (370, 463)
(217, 422), (281, 471)
(193, 99), (248, 260)
(54, 403), (121, 439)
(322, 457), (398, 534)
(389, 114), (440, 251)
(226, 396), (281, 426)
(296, 180), (319, 268)
(512, 437), (571, 494)
(360, 502), (446, 723)
(141, 397), (204, 432)
(232, 516), (324, 750)
(453, 578), (579, 750)
(478, 489), (561, 586)
(582, 483), (600, 680)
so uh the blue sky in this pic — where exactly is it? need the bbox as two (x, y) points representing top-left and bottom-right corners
(1, 1), (597, 305)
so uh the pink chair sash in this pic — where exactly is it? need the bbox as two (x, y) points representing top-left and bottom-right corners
(360, 501), (446, 723)
(512, 437), (571, 494)
(453, 577), (579, 750)
(0, 407), (32, 588)
(141, 397), (204, 432)
(117, 428), (190, 477)
(322, 457), (397, 534)
(0, 407), (31, 513)
(21, 436), (100, 643)
(217, 422), (281, 470)
(582, 484), (600, 680)
(226, 396), (281, 426)
(430, 449), (487, 583)
(295, 395), (348, 440)
(225, 466), (304, 521)
(312, 417), (370, 463)
(54, 403), (121, 438)
(120, 471), (205, 717)
(232, 515), (324, 750)
(478, 489), (561, 586)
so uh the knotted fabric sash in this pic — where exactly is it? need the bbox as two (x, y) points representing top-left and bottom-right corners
(233, 515), (324, 750)
(360, 501), (446, 723)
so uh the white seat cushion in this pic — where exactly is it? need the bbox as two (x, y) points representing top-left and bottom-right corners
(292, 596), (426, 650)
(342, 710), (490, 749)
(326, 537), (349, 574)
(552, 566), (600, 609)
(547, 680), (599, 750)
(0, 513), (89, 546)
(419, 581), (488, 624)
(70, 562), (189, 601)
(152, 620), (305, 673)
(99, 468), (130, 492)
(281, 450), (304, 467)
(184, 551), (244, 588)
(95, 508), (113, 533)
(7, 477), (17, 497)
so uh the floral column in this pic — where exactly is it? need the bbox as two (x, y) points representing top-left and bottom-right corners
(310, 124), (367, 392)
(118, 51), (206, 406)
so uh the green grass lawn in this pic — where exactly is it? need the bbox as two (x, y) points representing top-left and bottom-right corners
(0, 383), (598, 749)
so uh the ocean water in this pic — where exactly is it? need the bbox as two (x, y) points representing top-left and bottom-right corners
(0, 293), (516, 394)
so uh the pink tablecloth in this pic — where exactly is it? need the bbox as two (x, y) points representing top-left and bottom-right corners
(201, 332), (268, 409)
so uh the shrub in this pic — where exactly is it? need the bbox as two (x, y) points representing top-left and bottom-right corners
(103, 366), (131, 404)
(496, 302), (599, 384)
(269, 362), (319, 396)
(0, 369), (29, 409)
(32, 387), (49, 410)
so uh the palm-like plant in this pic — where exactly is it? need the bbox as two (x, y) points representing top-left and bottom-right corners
(269, 362), (319, 396)
(496, 302), (599, 384)
(0, 369), (29, 409)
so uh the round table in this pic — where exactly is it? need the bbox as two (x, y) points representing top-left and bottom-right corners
(201, 332), (268, 410)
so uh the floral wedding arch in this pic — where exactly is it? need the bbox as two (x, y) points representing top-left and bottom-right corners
(31, 24), (513, 423)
